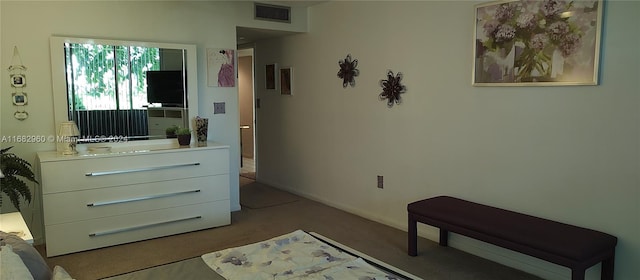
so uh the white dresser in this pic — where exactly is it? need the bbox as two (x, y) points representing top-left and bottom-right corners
(36, 141), (230, 257)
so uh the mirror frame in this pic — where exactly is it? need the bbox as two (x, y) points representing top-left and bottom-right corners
(49, 36), (199, 145)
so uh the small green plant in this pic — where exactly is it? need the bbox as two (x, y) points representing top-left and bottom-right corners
(1, 146), (37, 210)
(176, 127), (191, 135)
(165, 125), (179, 135)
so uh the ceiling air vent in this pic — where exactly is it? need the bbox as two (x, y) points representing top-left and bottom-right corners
(255, 3), (291, 23)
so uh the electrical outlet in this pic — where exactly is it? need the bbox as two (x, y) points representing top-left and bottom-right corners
(377, 175), (384, 189)
(214, 102), (225, 114)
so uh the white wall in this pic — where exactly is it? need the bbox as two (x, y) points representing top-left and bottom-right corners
(254, 1), (639, 280)
(0, 1), (307, 243)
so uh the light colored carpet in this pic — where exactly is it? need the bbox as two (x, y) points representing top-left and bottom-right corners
(102, 258), (222, 280)
(240, 178), (298, 209)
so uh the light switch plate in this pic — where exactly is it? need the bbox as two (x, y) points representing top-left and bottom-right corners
(214, 102), (225, 114)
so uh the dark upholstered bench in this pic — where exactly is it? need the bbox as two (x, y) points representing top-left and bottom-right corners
(407, 196), (617, 280)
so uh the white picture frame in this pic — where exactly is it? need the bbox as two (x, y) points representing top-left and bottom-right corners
(10, 74), (26, 88)
(12, 92), (27, 106)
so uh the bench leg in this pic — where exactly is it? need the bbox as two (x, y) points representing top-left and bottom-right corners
(408, 214), (417, 256)
(601, 255), (615, 280)
(439, 229), (449, 246)
(571, 268), (585, 280)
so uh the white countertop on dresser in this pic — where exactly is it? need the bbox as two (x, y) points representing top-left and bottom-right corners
(37, 140), (229, 162)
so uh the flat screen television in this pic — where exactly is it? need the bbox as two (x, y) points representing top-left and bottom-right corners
(146, 70), (185, 107)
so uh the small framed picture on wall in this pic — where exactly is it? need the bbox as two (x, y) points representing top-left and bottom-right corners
(12, 92), (27, 106)
(280, 67), (292, 96)
(265, 63), (277, 90)
(10, 74), (26, 88)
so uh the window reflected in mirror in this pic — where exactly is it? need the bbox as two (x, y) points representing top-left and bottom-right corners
(62, 42), (187, 142)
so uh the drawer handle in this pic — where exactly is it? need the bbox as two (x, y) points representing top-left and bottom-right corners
(87, 189), (201, 207)
(85, 162), (200, 176)
(89, 216), (202, 237)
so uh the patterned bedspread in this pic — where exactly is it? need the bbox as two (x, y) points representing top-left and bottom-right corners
(201, 230), (403, 279)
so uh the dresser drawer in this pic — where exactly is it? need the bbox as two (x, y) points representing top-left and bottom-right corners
(41, 148), (229, 193)
(43, 175), (229, 225)
(44, 201), (230, 257)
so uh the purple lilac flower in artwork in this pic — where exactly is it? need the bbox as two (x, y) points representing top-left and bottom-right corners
(494, 24), (516, 42)
(530, 33), (550, 51)
(558, 33), (582, 56)
(547, 21), (571, 42)
(542, 0), (566, 17)
(495, 4), (516, 22)
(516, 12), (536, 30)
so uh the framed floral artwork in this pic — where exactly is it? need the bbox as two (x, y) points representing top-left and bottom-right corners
(473, 0), (603, 86)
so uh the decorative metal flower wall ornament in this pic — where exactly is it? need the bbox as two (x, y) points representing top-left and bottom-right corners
(337, 54), (359, 88)
(379, 70), (406, 107)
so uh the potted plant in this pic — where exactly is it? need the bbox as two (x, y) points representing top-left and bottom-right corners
(0, 146), (37, 210)
(176, 127), (192, 146)
(165, 125), (179, 139)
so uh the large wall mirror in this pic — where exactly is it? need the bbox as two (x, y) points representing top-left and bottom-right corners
(50, 36), (198, 145)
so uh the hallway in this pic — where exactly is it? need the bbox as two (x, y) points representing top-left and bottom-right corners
(240, 157), (255, 179)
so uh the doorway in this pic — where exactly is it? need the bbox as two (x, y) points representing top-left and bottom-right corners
(238, 48), (255, 180)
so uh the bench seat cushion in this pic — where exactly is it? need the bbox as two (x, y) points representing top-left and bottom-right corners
(408, 196), (617, 262)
